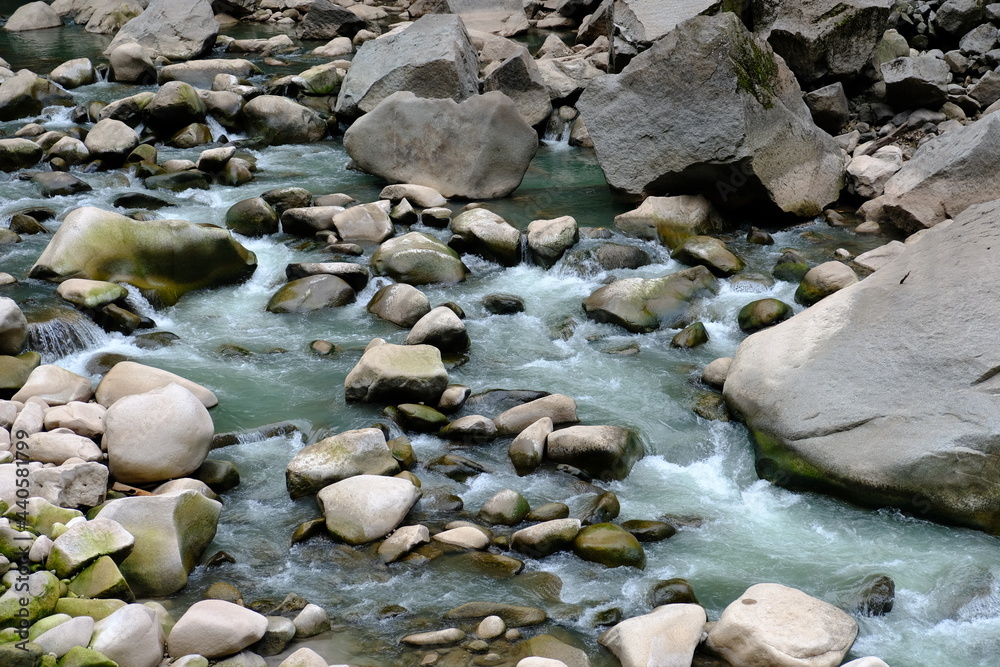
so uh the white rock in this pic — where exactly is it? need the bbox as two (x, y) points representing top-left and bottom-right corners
(293, 603), (331, 638)
(477, 615), (506, 640)
(43, 401), (107, 438)
(598, 604), (706, 667)
(432, 525), (490, 550)
(35, 615), (95, 657)
(167, 599), (269, 658)
(377, 523), (430, 563)
(317, 474), (421, 545)
(278, 647), (329, 667)
(27, 429), (102, 465)
(95, 361), (218, 408)
(90, 604), (166, 667)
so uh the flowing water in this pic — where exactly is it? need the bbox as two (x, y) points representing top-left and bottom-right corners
(1, 19), (999, 667)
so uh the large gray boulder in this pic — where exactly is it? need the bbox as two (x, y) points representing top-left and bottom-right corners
(724, 199), (1000, 535)
(317, 475), (421, 544)
(480, 38), (551, 127)
(599, 604), (707, 667)
(371, 232), (468, 285)
(84, 0), (145, 34)
(242, 96), (327, 146)
(545, 425), (644, 481)
(28, 206), (256, 306)
(4, 2), (62, 31)
(859, 113), (1000, 234)
(344, 340), (449, 404)
(751, 0), (893, 83)
(297, 0), (368, 40)
(104, 0), (217, 61)
(285, 428), (399, 499)
(612, 0), (725, 48)
(345, 91), (537, 199)
(578, 13), (844, 216)
(880, 56), (950, 109)
(0, 70), (74, 122)
(336, 14), (479, 119)
(167, 600), (268, 659)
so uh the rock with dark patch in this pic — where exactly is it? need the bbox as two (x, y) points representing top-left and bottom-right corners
(671, 236), (744, 277)
(0, 138), (43, 171)
(242, 96), (327, 146)
(32, 172), (92, 198)
(0, 70), (74, 122)
(572, 523), (645, 568)
(345, 341), (449, 404)
(297, 0), (368, 41)
(266, 275), (355, 314)
(578, 13), (844, 216)
(738, 298), (793, 333)
(225, 197), (279, 237)
(546, 425), (644, 481)
(880, 56), (951, 109)
(583, 266), (719, 333)
(794, 262), (858, 306)
(450, 208), (522, 265)
(483, 293), (525, 315)
(104, 0), (218, 61)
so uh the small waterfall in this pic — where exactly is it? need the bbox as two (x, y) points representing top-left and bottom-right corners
(95, 67), (110, 84)
(205, 116), (246, 143)
(541, 113), (574, 149)
(27, 308), (109, 361)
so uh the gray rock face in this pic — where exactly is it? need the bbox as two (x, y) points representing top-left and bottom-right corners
(481, 43), (552, 127)
(297, 0), (368, 40)
(242, 96), (327, 145)
(4, 2), (62, 31)
(724, 199), (1000, 535)
(345, 91), (537, 199)
(880, 56), (951, 108)
(578, 13), (844, 216)
(860, 113), (1000, 233)
(0, 70), (74, 122)
(752, 0), (893, 83)
(336, 14), (479, 119)
(105, 0), (218, 61)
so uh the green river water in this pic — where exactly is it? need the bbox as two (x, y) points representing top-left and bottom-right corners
(1, 16), (999, 667)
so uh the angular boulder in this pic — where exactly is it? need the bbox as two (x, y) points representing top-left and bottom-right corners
(104, 0), (218, 61)
(578, 13), (844, 216)
(367, 283), (431, 326)
(582, 266), (718, 333)
(83, 119), (140, 168)
(266, 275), (356, 314)
(344, 91), (537, 200)
(599, 604), (707, 667)
(285, 428), (399, 499)
(724, 199), (1000, 534)
(297, 0), (368, 40)
(0, 70), (74, 122)
(316, 474), (421, 544)
(335, 14), (479, 118)
(242, 96), (327, 146)
(46, 517), (135, 578)
(344, 341), (449, 403)
(546, 425), (644, 481)
(28, 207), (256, 306)
(450, 208), (522, 266)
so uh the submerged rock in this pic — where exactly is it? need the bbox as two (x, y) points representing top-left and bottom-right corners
(28, 207), (256, 306)
(578, 13), (843, 215)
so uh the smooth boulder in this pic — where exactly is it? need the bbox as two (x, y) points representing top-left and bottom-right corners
(316, 474), (421, 544)
(546, 425), (644, 481)
(583, 266), (718, 333)
(242, 96), (327, 146)
(344, 341), (449, 403)
(167, 600), (268, 659)
(4, 2), (62, 31)
(371, 232), (468, 285)
(598, 604), (707, 667)
(104, 0), (218, 61)
(285, 428), (399, 499)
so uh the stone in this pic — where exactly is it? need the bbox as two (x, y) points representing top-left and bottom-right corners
(285, 428), (399, 499)
(286, 263), (369, 291)
(159, 59), (259, 90)
(794, 262), (858, 306)
(336, 15), (479, 119)
(26, 430), (102, 465)
(738, 298), (793, 333)
(67, 555), (133, 601)
(29, 207), (256, 307)
(405, 306), (469, 352)
(167, 600), (268, 658)
(96, 361), (218, 408)
(108, 42), (155, 83)
(578, 13), (843, 216)
(572, 523), (644, 567)
(293, 604), (331, 638)
(440, 414), (497, 443)
(706, 583), (858, 667)
(433, 525), (490, 550)
(104, 0), (218, 61)
(367, 283), (431, 327)
(278, 648), (329, 667)
(56, 279), (127, 310)
(444, 602), (546, 627)
(345, 342), (449, 403)
(804, 82), (850, 134)
(345, 91), (537, 200)
(316, 474), (421, 544)
(242, 96), (326, 145)
(598, 604), (706, 667)
(511, 518), (581, 558)
(670, 321), (708, 349)
(378, 524), (429, 563)
(33, 172), (92, 197)
(546, 425), (643, 482)
(671, 236), (744, 277)
(297, 0), (367, 40)
(451, 208), (522, 266)
(50, 58), (95, 89)
(97, 490), (221, 597)
(84, 0), (144, 34)
(0, 571), (60, 627)
(481, 43), (552, 127)
(880, 56), (951, 109)
(34, 614), (95, 658)
(526, 216), (578, 268)
(0, 70), (74, 122)
(847, 146), (903, 199)
(266, 275), (356, 314)
(860, 114), (1000, 234)
(226, 198), (279, 237)
(28, 461), (109, 509)
(331, 203), (393, 243)
(281, 206), (342, 237)
(380, 184), (447, 208)
(401, 628), (466, 646)
(614, 195), (724, 250)
(90, 604), (165, 667)
(47, 136), (90, 165)
(312, 36), (353, 58)
(0, 138), (43, 171)
(509, 417), (552, 475)
(0, 298), (27, 355)
(12, 365), (92, 405)
(494, 395), (578, 436)
(103, 383), (214, 485)
(371, 232), (468, 285)
(583, 266), (718, 333)
(4, 2), (62, 31)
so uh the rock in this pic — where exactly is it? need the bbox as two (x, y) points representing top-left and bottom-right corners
(582, 266), (719, 333)
(27, 461), (109, 509)
(738, 299), (793, 333)
(108, 42), (155, 84)
(794, 262), (858, 306)
(724, 200), (1000, 534)
(332, 203), (393, 243)
(371, 232), (468, 285)
(367, 283), (431, 327)
(853, 241), (905, 273)
(226, 198), (278, 237)
(482, 293), (524, 315)
(29, 207), (255, 307)
(511, 518), (581, 558)
(546, 425), (643, 481)
(527, 216), (578, 268)
(103, 383), (214, 485)
(847, 146), (902, 199)
(433, 525), (490, 550)
(0, 570), (59, 628)
(12, 364), (92, 404)
(96, 361), (217, 408)
(670, 321), (708, 349)
(880, 56), (951, 108)
(509, 417), (552, 475)
(167, 600), (268, 658)
(316, 474), (421, 544)
(85, 0), (144, 34)
(573, 522), (644, 567)
(0, 298), (27, 355)
(293, 604), (331, 638)
(266, 275), (356, 314)
(34, 614), (95, 658)
(286, 428), (399, 499)
(50, 58), (95, 89)
(773, 249), (810, 282)
(450, 208), (522, 266)
(380, 184), (447, 208)
(444, 601), (546, 627)
(4, 2), (62, 31)
(43, 401), (106, 438)
(144, 81), (207, 134)
(936, 0), (984, 34)
(481, 43), (552, 127)
(47, 136), (90, 165)
(404, 306), (469, 352)
(804, 82), (850, 134)
(614, 195), (724, 250)
(401, 628), (466, 646)
(753, 0), (893, 83)
(378, 524), (430, 563)
(81, 119), (139, 168)
(281, 206), (342, 237)
(535, 56), (602, 102)
(578, 13), (843, 215)
(479, 489), (530, 525)
(344, 341), (449, 403)
(90, 604), (165, 667)
(622, 520), (676, 543)
(671, 236), (744, 277)
(345, 91), (537, 200)
(104, 0), (218, 61)
(848, 574), (895, 617)
(46, 517), (134, 578)
(278, 648), (329, 667)
(312, 36), (353, 58)
(598, 604), (706, 667)
(860, 114), (1000, 234)
(242, 96), (327, 145)
(33, 171), (92, 197)
(650, 578), (698, 606)
(494, 394), (578, 436)
(0, 137), (43, 171)
(706, 583), (858, 667)
(67, 554), (133, 601)
(297, 0), (367, 40)
(0, 70), (74, 122)
(96, 490), (221, 597)
(159, 59), (259, 90)
(285, 262), (368, 291)
(336, 15), (478, 118)
(25, 429), (102, 464)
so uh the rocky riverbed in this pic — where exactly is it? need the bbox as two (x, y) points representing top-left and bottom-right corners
(0, 1), (1000, 666)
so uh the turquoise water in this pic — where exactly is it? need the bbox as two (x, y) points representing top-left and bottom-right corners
(0, 20), (998, 667)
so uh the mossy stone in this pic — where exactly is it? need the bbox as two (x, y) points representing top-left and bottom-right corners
(620, 519), (676, 542)
(195, 459), (241, 493)
(224, 197), (278, 237)
(693, 392), (730, 421)
(290, 518), (327, 546)
(572, 523), (645, 568)
(773, 249), (809, 282)
(737, 298), (793, 333)
(0, 571), (61, 627)
(67, 555), (134, 602)
(671, 236), (745, 277)
(57, 646), (118, 667)
(387, 436), (416, 469)
(266, 275), (355, 313)
(397, 403), (449, 432)
(27, 614), (72, 641)
(650, 578), (699, 606)
(0, 641), (44, 667)
(0, 351), (41, 390)
(670, 321), (709, 348)
(4, 500), (82, 538)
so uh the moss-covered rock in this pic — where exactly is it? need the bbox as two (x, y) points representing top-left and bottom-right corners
(737, 298), (793, 333)
(53, 598), (126, 622)
(670, 321), (709, 348)
(583, 266), (718, 333)
(67, 555), (135, 602)
(371, 232), (468, 286)
(397, 403), (449, 432)
(28, 206), (257, 307)
(266, 275), (355, 314)
(225, 198), (278, 237)
(0, 571), (61, 628)
(572, 523), (645, 568)
(794, 261), (859, 306)
(671, 235), (745, 277)
(0, 641), (44, 667)
(0, 351), (41, 390)
(772, 249), (809, 282)
(57, 646), (118, 667)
